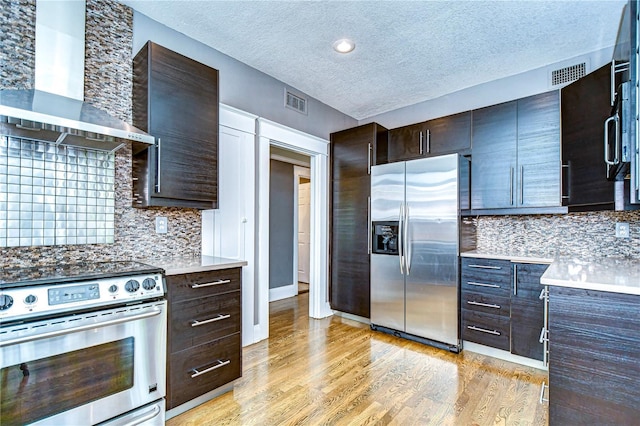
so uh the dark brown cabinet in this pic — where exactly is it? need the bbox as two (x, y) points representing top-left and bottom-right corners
(387, 112), (471, 163)
(132, 41), (219, 209)
(329, 123), (387, 318)
(461, 257), (547, 361)
(561, 64), (615, 210)
(548, 286), (640, 424)
(165, 268), (242, 410)
(511, 263), (547, 360)
(471, 91), (561, 211)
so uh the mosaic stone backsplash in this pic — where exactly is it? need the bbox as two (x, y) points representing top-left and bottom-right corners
(465, 210), (640, 260)
(0, 0), (202, 268)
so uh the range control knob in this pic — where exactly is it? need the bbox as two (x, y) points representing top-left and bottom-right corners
(124, 280), (140, 293)
(108, 285), (118, 293)
(0, 294), (14, 311)
(24, 295), (37, 304)
(142, 278), (157, 291)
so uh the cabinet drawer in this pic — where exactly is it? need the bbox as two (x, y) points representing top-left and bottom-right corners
(462, 310), (510, 351)
(170, 291), (241, 353)
(461, 258), (511, 295)
(461, 291), (510, 317)
(168, 333), (241, 409)
(167, 268), (241, 302)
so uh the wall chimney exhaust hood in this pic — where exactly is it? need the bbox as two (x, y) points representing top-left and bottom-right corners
(0, 0), (155, 152)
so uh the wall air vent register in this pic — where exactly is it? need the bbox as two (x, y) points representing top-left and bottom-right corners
(550, 62), (587, 87)
(285, 89), (308, 115)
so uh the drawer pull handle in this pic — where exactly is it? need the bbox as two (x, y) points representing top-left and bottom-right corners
(190, 359), (231, 378)
(467, 281), (500, 289)
(468, 264), (501, 270)
(467, 301), (501, 309)
(467, 325), (501, 336)
(191, 314), (231, 327)
(191, 279), (231, 289)
(539, 381), (549, 404)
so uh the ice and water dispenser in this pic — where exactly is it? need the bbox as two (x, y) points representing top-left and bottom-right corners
(371, 221), (399, 255)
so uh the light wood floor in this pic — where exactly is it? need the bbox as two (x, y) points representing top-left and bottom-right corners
(167, 293), (548, 425)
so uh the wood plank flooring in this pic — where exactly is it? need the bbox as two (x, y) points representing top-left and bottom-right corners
(167, 293), (548, 425)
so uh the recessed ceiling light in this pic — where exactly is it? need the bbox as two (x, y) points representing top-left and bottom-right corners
(333, 38), (355, 54)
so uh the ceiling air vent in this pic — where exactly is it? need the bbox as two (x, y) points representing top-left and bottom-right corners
(285, 89), (308, 115)
(550, 62), (587, 87)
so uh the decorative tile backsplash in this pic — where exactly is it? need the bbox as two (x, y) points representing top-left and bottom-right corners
(0, 136), (115, 247)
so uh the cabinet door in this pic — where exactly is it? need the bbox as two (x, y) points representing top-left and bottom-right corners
(510, 263), (547, 360)
(330, 123), (385, 318)
(549, 287), (640, 424)
(427, 111), (472, 155)
(471, 101), (518, 209)
(561, 64), (614, 209)
(133, 42), (219, 209)
(388, 122), (427, 162)
(517, 92), (561, 208)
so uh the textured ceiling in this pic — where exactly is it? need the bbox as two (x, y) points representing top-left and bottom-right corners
(120, 0), (626, 120)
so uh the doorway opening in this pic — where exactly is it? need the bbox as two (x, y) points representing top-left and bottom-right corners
(268, 147), (311, 302)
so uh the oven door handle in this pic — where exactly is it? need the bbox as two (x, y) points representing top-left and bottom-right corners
(0, 308), (162, 348)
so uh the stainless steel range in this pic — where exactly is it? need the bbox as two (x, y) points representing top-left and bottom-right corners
(0, 261), (167, 426)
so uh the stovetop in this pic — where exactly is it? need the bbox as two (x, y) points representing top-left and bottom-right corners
(0, 261), (163, 289)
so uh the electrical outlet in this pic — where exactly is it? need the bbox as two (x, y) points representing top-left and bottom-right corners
(155, 217), (168, 234)
(615, 222), (630, 238)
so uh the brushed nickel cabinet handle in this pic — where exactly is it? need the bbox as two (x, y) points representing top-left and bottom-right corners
(510, 167), (514, 205)
(426, 129), (430, 153)
(367, 143), (372, 175)
(520, 165), (524, 205)
(467, 325), (500, 336)
(468, 264), (501, 270)
(190, 359), (231, 378)
(539, 381), (549, 404)
(191, 279), (231, 288)
(155, 137), (162, 193)
(513, 264), (518, 296)
(191, 314), (231, 327)
(467, 301), (501, 309)
(467, 281), (500, 289)
(419, 131), (424, 155)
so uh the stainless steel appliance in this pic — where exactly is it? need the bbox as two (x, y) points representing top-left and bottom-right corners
(370, 153), (474, 352)
(0, 261), (167, 426)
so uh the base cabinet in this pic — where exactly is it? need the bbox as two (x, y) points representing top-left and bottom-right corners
(461, 257), (547, 361)
(548, 286), (640, 424)
(165, 268), (242, 410)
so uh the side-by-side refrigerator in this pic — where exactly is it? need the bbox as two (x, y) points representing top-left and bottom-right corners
(370, 153), (474, 352)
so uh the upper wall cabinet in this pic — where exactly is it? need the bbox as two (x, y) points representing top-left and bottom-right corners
(561, 64), (615, 210)
(471, 91), (561, 211)
(132, 41), (219, 209)
(387, 112), (471, 162)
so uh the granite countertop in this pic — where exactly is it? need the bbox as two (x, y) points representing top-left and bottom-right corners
(540, 257), (640, 296)
(141, 256), (248, 276)
(460, 249), (555, 264)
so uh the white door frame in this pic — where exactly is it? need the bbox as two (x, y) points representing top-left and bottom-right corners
(256, 118), (332, 342)
(294, 165), (311, 288)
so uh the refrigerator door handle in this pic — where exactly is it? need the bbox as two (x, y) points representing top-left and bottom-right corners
(398, 203), (405, 274)
(405, 203), (411, 275)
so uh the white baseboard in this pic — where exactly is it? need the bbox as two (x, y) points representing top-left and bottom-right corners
(463, 341), (547, 370)
(269, 284), (297, 302)
(331, 310), (371, 325)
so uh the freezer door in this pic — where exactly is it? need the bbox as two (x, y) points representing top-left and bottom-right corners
(370, 161), (405, 329)
(404, 154), (460, 345)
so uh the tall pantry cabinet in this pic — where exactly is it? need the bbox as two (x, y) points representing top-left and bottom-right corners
(329, 123), (387, 318)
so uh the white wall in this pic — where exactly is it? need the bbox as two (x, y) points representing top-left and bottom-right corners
(131, 11), (357, 140)
(361, 46), (615, 129)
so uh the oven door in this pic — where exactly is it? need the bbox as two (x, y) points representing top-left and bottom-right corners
(0, 300), (166, 426)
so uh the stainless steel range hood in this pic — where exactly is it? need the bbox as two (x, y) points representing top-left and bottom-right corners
(0, 0), (154, 152)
